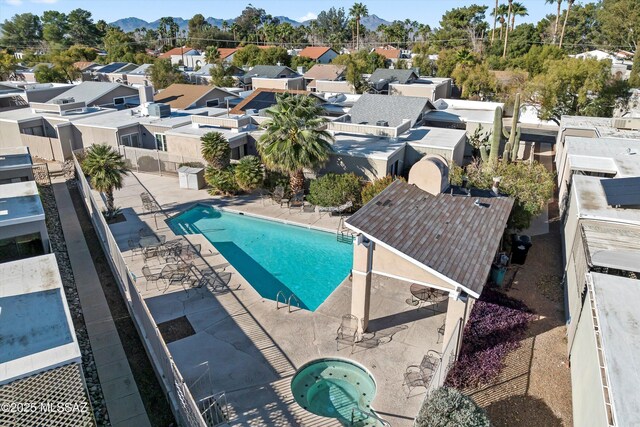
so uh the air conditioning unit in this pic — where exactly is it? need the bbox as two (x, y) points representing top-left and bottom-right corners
(612, 118), (640, 131)
(147, 103), (171, 118)
(376, 120), (389, 127)
(53, 97), (75, 105)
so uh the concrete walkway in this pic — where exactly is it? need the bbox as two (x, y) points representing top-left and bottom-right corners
(52, 180), (151, 427)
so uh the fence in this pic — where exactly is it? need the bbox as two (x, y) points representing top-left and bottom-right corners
(118, 146), (205, 177)
(21, 134), (70, 161)
(72, 153), (216, 427)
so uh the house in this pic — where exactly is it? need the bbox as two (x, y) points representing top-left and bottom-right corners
(48, 81), (140, 108)
(345, 93), (434, 127)
(186, 63), (244, 86)
(0, 82), (73, 112)
(367, 68), (418, 94)
(90, 62), (139, 83)
(218, 48), (240, 63)
(571, 50), (634, 80)
(389, 76), (452, 101)
(125, 64), (153, 87)
(239, 65), (304, 91)
(344, 172), (513, 379)
(373, 47), (403, 64)
(303, 64), (348, 93)
(229, 88), (325, 115)
(16, 63), (52, 83)
(159, 46), (199, 66)
(0, 181), (50, 261)
(0, 254), (93, 425)
(297, 46), (338, 64)
(0, 146), (33, 184)
(154, 83), (239, 110)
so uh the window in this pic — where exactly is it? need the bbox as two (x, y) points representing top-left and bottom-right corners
(388, 159), (399, 176)
(21, 126), (45, 136)
(231, 144), (246, 160)
(114, 97), (125, 105)
(120, 133), (140, 147)
(155, 133), (168, 152)
(206, 99), (219, 107)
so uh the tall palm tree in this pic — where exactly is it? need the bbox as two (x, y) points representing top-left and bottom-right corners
(492, 0), (499, 42)
(545, 0), (563, 43)
(222, 21), (229, 33)
(349, 2), (369, 51)
(502, 0), (513, 58)
(258, 94), (334, 193)
(201, 132), (230, 169)
(492, 4), (509, 40)
(82, 144), (129, 214)
(204, 46), (220, 64)
(510, 2), (528, 31)
(559, 0), (575, 49)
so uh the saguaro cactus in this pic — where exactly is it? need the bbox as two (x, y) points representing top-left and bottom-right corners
(488, 106), (503, 166)
(503, 93), (522, 163)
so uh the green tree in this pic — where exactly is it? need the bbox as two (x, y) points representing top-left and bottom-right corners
(516, 44), (564, 76)
(361, 175), (406, 205)
(258, 47), (291, 66)
(315, 7), (350, 51)
(630, 53), (640, 88)
(67, 9), (101, 46)
(232, 44), (262, 67)
(559, 0), (575, 49)
(209, 62), (236, 87)
(0, 51), (17, 80)
(201, 132), (231, 169)
(432, 5), (488, 51)
(509, 2), (528, 30)
(599, 0), (639, 52)
(308, 173), (362, 207)
(81, 144), (130, 215)
(34, 64), (69, 84)
(0, 13), (42, 49)
(545, 0), (564, 43)
(452, 63), (497, 99)
(188, 13), (209, 35)
(103, 27), (145, 63)
(415, 387), (490, 427)
(234, 5), (268, 42)
(258, 94), (334, 193)
(205, 166), (238, 196)
(146, 59), (185, 89)
(349, 3), (369, 50)
(290, 56), (316, 71)
(234, 155), (264, 192)
(435, 48), (465, 78)
(333, 50), (386, 93)
(204, 46), (220, 64)
(41, 11), (69, 48)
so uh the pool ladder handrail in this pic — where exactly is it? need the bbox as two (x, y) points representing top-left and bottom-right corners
(350, 407), (391, 427)
(276, 291), (300, 313)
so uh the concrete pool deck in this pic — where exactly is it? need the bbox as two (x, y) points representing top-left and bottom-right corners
(103, 172), (447, 426)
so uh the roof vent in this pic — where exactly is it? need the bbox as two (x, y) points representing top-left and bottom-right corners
(53, 97), (75, 105)
(376, 120), (389, 127)
(612, 117), (640, 131)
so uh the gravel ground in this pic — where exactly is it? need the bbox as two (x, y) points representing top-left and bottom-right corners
(466, 200), (573, 426)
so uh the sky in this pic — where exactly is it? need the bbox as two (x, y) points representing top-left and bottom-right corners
(0, 0), (555, 27)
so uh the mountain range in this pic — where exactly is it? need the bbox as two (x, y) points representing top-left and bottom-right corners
(109, 14), (390, 33)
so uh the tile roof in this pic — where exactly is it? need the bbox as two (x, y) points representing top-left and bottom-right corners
(348, 93), (434, 127)
(229, 88), (323, 114)
(346, 180), (513, 296)
(368, 68), (418, 84)
(373, 47), (402, 59)
(218, 48), (239, 59)
(245, 65), (298, 79)
(159, 46), (196, 59)
(298, 46), (334, 59)
(303, 64), (346, 81)
(48, 81), (137, 105)
(154, 83), (219, 109)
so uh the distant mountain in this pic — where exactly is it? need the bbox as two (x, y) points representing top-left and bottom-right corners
(109, 13), (391, 33)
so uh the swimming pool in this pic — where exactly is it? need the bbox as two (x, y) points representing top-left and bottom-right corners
(168, 205), (352, 311)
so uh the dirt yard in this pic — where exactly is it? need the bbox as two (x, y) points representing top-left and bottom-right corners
(466, 197), (573, 426)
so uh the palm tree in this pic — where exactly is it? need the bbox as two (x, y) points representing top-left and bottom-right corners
(492, 0), (499, 42)
(559, 0), (575, 49)
(510, 2), (528, 30)
(349, 2), (369, 51)
(502, 0), (513, 58)
(258, 94), (334, 193)
(222, 21), (229, 33)
(492, 4), (509, 40)
(201, 132), (230, 169)
(230, 23), (239, 42)
(82, 144), (129, 214)
(204, 46), (220, 64)
(545, 0), (563, 43)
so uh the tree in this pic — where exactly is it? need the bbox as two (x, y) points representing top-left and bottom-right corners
(235, 5), (268, 42)
(41, 11), (69, 48)
(545, 0), (563, 43)
(349, 3), (369, 50)
(67, 9), (101, 46)
(491, 0), (499, 42)
(510, 2), (528, 30)
(234, 155), (264, 192)
(361, 176), (405, 205)
(34, 64), (68, 84)
(526, 57), (629, 122)
(502, 0), (513, 57)
(204, 46), (220, 64)
(559, 0), (575, 49)
(415, 387), (490, 427)
(333, 50), (386, 93)
(146, 59), (185, 89)
(258, 94), (334, 193)
(188, 13), (208, 35)
(0, 13), (42, 49)
(452, 63), (497, 99)
(315, 7), (350, 51)
(599, 0), (640, 52)
(435, 48), (464, 78)
(201, 132), (231, 169)
(209, 62), (235, 87)
(630, 53), (640, 88)
(290, 56), (316, 71)
(432, 5), (488, 52)
(81, 144), (130, 215)
(516, 44), (564, 76)
(232, 44), (262, 67)
(0, 51), (17, 80)
(103, 27), (145, 63)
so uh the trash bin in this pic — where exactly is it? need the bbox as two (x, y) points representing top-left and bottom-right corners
(490, 264), (507, 287)
(178, 166), (205, 190)
(511, 234), (532, 265)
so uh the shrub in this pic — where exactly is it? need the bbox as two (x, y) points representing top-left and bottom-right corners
(200, 132), (230, 169)
(234, 155), (263, 192)
(178, 161), (205, 168)
(205, 166), (238, 196)
(445, 287), (534, 389)
(264, 169), (290, 194)
(307, 173), (362, 208)
(361, 175), (406, 205)
(415, 387), (490, 427)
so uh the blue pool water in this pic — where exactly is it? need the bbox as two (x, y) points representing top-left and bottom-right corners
(168, 205), (352, 311)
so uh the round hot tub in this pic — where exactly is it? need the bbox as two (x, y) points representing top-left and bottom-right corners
(291, 358), (381, 425)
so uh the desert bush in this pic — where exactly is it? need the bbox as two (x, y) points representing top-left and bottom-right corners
(361, 175), (406, 205)
(415, 387), (491, 427)
(264, 169), (290, 193)
(234, 155), (263, 192)
(445, 287), (534, 389)
(201, 132), (230, 169)
(204, 165), (238, 196)
(307, 173), (362, 207)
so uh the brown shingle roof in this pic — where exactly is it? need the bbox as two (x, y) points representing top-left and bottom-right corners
(159, 46), (196, 59)
(154, 83), (215, 109)
(374, 47), (401, 60)
(346, 180), (513, 296)
(298, 46), (334, 60)
(303, 64), (346, 81)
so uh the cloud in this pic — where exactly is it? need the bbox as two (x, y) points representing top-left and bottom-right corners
(297, 12), (317, 22)
(5, 0), (24, 5)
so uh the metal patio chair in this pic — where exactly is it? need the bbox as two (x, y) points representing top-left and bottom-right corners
(336, 314), (362, 353)
(141, 265), (163, 291)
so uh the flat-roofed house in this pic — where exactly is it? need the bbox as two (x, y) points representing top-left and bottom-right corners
(0, 181), (50, 261)
(303, 64), (349, 93)
(367, 68), (419, 94)
(0, 146), (33, 184)
(239, 65), (304, 91)
(154, 83), (239, 110)
(297, 46), (338, 64)
(125, 64), (153, 87)
(92, 62), (139, 83)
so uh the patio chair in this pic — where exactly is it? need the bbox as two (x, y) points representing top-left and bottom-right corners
(288, 191), (305, 213)
(336, 314), (361, 353)
(141, 265), (163, 291)
(270, 186), (285, 206)
(182, 243), (201, 261)
(127, 239), (143, 259)
(403, 365), (434, 397)
(142, 245), (160, 261)
(318, 200), (353, 218)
